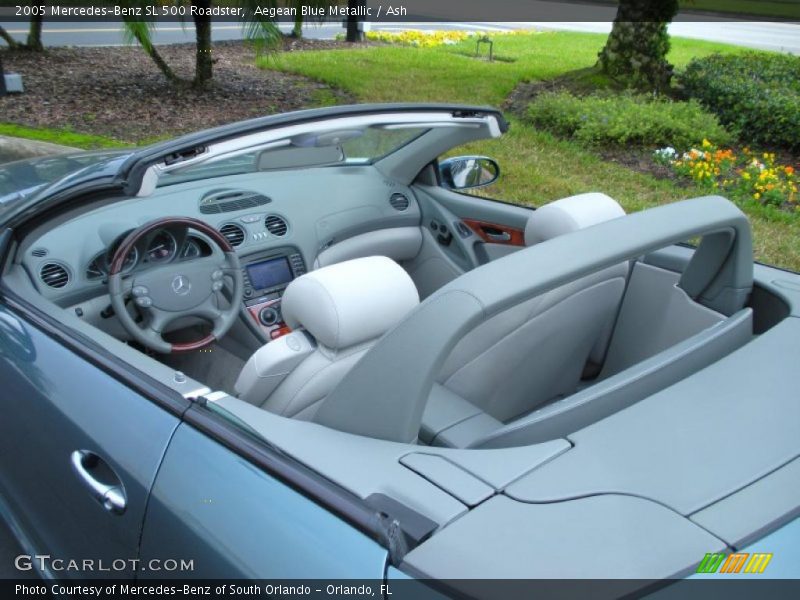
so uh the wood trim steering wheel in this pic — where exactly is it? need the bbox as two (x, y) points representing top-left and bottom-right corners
(107, 217), (244, 354)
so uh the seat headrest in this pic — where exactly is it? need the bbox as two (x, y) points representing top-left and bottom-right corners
(281, 256), (419, 349)
(525, 192), (626, 246)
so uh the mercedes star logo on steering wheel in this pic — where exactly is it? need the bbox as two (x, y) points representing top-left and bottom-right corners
(171, 275), (192, 296)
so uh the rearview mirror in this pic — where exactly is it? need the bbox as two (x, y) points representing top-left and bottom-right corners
(439, 156), (500, 190)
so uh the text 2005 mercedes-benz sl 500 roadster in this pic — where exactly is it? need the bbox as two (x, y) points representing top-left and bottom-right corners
(1, 104), (798, 594)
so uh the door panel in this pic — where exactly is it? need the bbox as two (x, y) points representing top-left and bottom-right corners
(0, 304), (180, 578)
(420, 184), (533, 232)
(415, 184), (533, 266)
(140, 422), (388, 578)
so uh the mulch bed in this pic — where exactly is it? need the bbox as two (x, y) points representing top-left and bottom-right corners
(0, 38), (370, 143)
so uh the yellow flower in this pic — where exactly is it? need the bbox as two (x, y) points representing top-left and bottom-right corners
(754, 193), (761, 200)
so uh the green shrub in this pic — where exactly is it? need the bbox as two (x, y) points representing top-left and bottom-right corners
(526, 91), (731, 149)
(680, 52), (800, 150)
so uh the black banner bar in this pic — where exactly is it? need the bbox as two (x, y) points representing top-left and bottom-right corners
(0, 1), (798, 23)
(4, 579), (800, 600)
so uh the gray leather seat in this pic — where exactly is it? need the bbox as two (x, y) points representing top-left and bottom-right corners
(436, 193), (629, 424)
(235, 256), (420, 419)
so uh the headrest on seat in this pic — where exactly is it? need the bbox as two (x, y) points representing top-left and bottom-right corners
(281, 256), (419, 350)
(524, 192), (626, 246)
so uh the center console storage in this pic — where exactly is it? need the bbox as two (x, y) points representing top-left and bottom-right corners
(240, 247), (306, 340)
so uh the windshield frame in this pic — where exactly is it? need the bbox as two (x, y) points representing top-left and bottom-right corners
(155, 125), (431, 189)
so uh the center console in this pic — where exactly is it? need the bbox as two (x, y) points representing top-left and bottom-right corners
(240, 247), (306, 341)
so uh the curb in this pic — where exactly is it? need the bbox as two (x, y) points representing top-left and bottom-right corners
(0, 135), (80, 162)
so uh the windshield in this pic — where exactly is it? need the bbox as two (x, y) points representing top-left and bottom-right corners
(0, 151), (126, 208)
(157, 125), (429, 188)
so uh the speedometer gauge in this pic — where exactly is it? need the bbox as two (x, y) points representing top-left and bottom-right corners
(105, 246), (138, 274)
(146, 230), (178, 264)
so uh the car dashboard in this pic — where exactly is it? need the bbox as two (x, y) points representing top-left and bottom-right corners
(18, 164), (422, 342)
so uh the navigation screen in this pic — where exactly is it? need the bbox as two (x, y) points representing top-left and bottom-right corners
(246, 257), (294, 290)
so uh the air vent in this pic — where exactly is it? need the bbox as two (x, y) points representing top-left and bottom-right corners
(265, 215), (288, 237)
(39, 262), (70, 289)
(389, 193), (410, 211)
(219, 223), (245, 247)
(31, 247), (49, 258)
(199, 189), (271, 214)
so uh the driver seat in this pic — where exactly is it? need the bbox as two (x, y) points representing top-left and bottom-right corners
(234, 256), (419, 419)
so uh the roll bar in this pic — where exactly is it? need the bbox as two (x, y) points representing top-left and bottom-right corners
(314, 196), (753, 442)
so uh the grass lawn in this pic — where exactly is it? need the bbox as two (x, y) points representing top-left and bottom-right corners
(0, 123), (133, 150)
(265, 32), (800, 271)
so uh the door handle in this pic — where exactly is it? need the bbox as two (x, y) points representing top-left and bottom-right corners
(70, 450), (127, 515)
(485, 230), (511, 242)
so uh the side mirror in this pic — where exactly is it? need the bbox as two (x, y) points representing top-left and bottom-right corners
(439, 156), (500, 190)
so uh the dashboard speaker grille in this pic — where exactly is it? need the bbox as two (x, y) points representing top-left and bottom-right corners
(219, 223), (245, 247)
(199, 190), (271, 214)
(31, 247), (49, 258)
(39, 262), (70, 289)
(265, 215), (288, 237)
(389, 193), (410, 211)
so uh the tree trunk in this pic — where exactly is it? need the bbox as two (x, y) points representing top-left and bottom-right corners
(597, 0), (680, 92)
(292, 12), (303, 38)
(26, 14), (43, 51)
(130, 26), (180, 83)
(0, 25), (20, 49)
(345, 0), (364, 42)
(193, 0), (213, 88)
(0, 55), (7, 96)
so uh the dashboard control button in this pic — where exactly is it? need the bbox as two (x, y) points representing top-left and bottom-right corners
(211, 269), (223, 280)
(132, 285), (149, 297)
(212, 281), (223, 292)
(135, 297), (153, 308)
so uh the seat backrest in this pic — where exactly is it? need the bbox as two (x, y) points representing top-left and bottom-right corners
(234, 256), (419, 418)
(437, 193), (629, 422)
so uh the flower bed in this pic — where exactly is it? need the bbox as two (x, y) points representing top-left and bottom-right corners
(361, 29), (525, 48)
(656, 140), (798, 209)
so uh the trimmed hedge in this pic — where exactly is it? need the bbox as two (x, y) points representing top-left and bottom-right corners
(526, 91), (731, 148)
(680, 52), (800, 150)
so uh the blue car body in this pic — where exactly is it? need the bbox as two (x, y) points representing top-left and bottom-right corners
(1, 104), (798, 596)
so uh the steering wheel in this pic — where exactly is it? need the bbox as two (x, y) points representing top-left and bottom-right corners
(108, 217), (244, 354)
